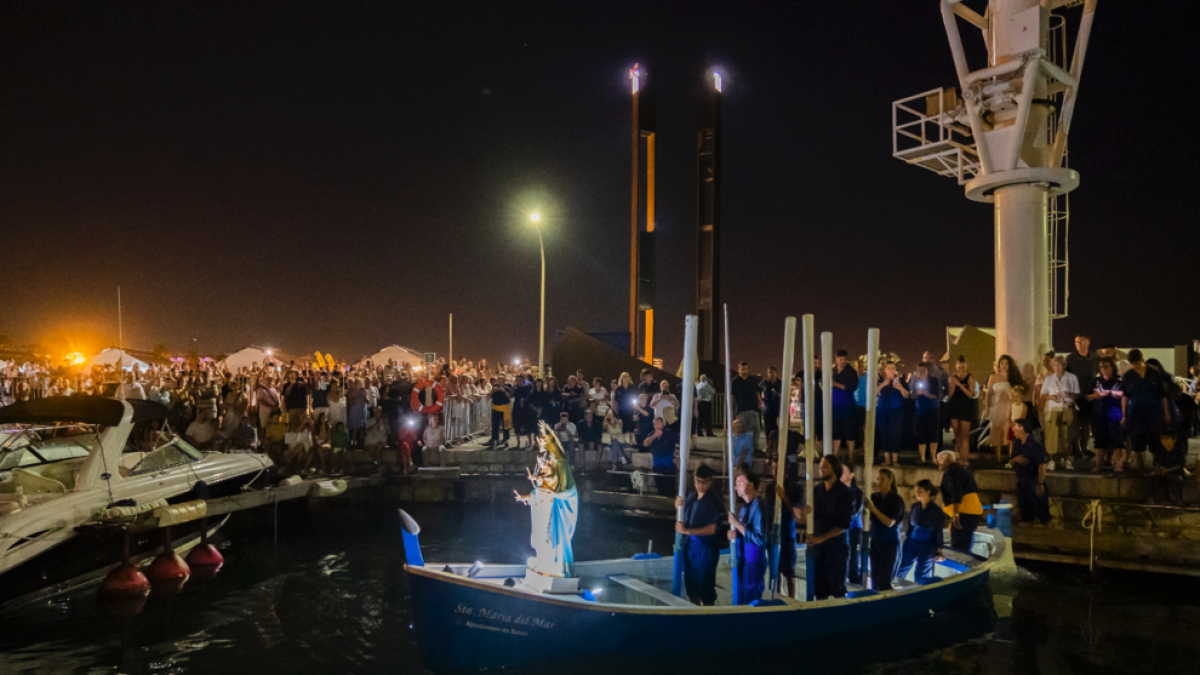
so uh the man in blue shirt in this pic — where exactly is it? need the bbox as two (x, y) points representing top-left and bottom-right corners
(727, 468), (767, 604)
(1010, 418), (1050, 525)
(643, 417), (678, 496)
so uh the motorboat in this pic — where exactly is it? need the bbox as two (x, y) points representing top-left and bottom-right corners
(400, 508), (1012, 672)
(0, 396), (271, 606)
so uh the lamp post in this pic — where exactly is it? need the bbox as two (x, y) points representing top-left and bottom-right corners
(531, 212), (545, 378)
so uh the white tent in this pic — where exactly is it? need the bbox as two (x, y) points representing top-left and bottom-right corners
(359, 344), (426, 368)
(220, 347), (272, 372)
(83, 348), (150, 371)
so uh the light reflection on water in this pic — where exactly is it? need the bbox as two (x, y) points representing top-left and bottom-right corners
(0, 500), (1197, 674)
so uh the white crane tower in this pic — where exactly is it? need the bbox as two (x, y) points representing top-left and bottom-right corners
(892, 0), (1097, 372)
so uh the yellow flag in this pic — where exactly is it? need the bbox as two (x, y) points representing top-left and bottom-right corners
(314, 352), (326, 368)
(325, 353), (335, 368)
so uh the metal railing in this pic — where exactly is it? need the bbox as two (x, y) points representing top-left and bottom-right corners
(444, 397), (491, 445)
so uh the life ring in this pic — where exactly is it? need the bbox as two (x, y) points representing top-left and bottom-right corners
(411, 379), (445, 414)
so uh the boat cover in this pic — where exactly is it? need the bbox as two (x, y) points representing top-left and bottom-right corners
(0, 396), (168, 426)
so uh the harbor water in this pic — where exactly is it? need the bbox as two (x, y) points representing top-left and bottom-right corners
(2, 501), (1199, 674)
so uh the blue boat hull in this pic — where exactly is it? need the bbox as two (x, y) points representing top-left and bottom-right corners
(406, 564), (991, 672)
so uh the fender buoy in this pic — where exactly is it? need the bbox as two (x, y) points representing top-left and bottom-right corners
(411, 379), (445, 414)
(145, 551), (190, 595)
(99, 562), (150, 597)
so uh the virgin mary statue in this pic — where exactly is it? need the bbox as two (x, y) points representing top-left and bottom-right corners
(514, 422), (579, 578)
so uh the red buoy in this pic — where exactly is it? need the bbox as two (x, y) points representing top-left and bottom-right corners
(98, 562), (151, 597)
(145, 551), (190, 595)
(185, 543), (224, 568)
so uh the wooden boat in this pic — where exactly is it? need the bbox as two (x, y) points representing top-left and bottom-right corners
(400, 509), (1012, 672)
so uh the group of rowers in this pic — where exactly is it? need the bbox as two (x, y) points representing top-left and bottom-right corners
(674, 449), (983, 605)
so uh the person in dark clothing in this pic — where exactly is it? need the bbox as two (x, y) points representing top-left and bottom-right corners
(937, 451), (983, 552)
(801, 454), (854, 600)
(1086, 358), (1124, 471)
(911, 362), (943, 464)
(1066, 334), (1099, 460)
(864, 468), (906, 591)
(637, 369), (658, 398)
(759, 367), (784, 436)
(674, 464), (724, 605)
(563, 376), (587, 423)
(1010, 418), (1050, 524)
(644, 417), (678, 496)
(769, 451), (805, 597)
(731, 362), (762, 453)
(831, 350), (859, 461)
(489, 382), (511, 448)
(728, 467), (767, 604)
(896, 479), (945, 583)
(1121, 349), (1171, 476)
(876, 362), (909, 467)
(576, 410), (603, 468)
(840, 463), (865, 585)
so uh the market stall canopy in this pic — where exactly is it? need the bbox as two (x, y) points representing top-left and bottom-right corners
(220, 347), (272, 372)
(82, 348), (149, 371)
(359, 345), (425, 368)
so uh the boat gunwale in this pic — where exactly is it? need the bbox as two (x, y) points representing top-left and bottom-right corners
(404, 528), (1002, 616)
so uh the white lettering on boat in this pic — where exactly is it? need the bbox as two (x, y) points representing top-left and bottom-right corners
(454, 604), (555, 631)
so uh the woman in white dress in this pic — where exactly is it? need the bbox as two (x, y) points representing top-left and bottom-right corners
(588, 377), (609, 417)
(985, 355), (1025, 454)
(327, 380), (347, 429)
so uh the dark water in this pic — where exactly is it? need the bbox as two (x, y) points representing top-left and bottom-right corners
(2, 500), (1199, 674)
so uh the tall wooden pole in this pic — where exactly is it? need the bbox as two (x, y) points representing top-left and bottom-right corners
(722, 305), (737, 605)
(449, 314), (453, 367)
(802, 315), (816, 601)
(822, 332), (833, 457)
(672, 315), (699, 597)
(862, 328), (880, 587)
(770, 317), (796, 597)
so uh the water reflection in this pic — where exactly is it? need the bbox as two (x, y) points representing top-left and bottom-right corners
(0, 502), (1197, 674)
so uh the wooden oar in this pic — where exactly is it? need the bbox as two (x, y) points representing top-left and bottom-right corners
(672, 315), (699, 598)
(769, 318), (796, 597)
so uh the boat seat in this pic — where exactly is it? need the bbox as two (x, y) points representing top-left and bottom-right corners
(606, 574), (694, 608)
(941, 548), (984, 568)
(3, 468), (68, 495)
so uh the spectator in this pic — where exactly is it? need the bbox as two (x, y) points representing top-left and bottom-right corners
(830, 350), (859, 461)
(347, 379), (368, 449)
(1032, 350), (1055, 428)
(230, 414), (258, 451)
(1087, 357), (1124, 472)
(695, 374), (715, 437)
(282, 370), (308, 423)
(1004, 386), (1028, 464)
(923, 351), (950, 435)
(759, 366), (784, 437)
(985, 355), (1024, 458)
(731, 417), (753, 467)
(511, 373), (534, 450)
(1066, 334), (1099, 460)
(603, 412), (629, 468)
(911, 362), (943, 464)
(543, 377), (564, 425)
(186, 409), (219, 451)
(563, 375), (586, 424)
(588, 377), (609, 418)
(730, 362), (762, 452)
(876, 362), (908, 467)
(613, 372), (637, 446)
(312, 371), (331, 420)
(643, 417), (679, 496)
(633, 393), (655, 448)
(638, 368), (658, 398)
(364, 406), (387, 470)
(854, 360), (869, 452)
(490, 379), (513, 449)
(327, 380), (346, 434)
(422, 414), (446, 468)
(1010, 418), (1050, 525)
(554, 411), (579, 466)
(651, 379), (680, 432)
(256, 375), (280, 432)
(577, 409), (603, 468)
(1041, 355), (1080, 470)
(946, 356), (978, 464)
(331, 421), (350, 473)
(285, 413), (316, 473)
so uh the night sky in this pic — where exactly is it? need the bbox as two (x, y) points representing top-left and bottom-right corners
(1, 1), (1193, 373)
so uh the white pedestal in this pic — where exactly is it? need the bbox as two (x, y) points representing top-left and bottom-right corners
(523, 569), (579, 594)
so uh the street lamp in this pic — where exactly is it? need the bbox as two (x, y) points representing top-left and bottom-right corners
(531, 212), (545, 378)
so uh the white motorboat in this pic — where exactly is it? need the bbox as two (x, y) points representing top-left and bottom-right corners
(0, 396), (272, 605)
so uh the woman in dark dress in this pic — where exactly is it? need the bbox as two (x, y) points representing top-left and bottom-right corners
(528, 379), (549, 431)
(876, 362), (908, 467)
(1087, 357), (1123, 472)
(946, 356), (978, 464)
(864, 467), (906, 591)
(896, 479), (945, 584)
